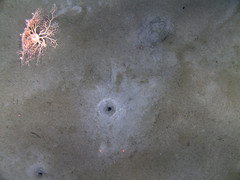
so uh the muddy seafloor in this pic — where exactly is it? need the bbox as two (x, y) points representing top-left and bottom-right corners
(0, 0), (240, 179)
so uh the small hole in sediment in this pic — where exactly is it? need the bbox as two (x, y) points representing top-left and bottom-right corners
(35, 167), (45, 178)
(107, 106), (112, 112)
(28, 163), (47, 179)
(98, 99), (116, 117)
(103, 103), (115, 116)
(38, 171), (43, 177)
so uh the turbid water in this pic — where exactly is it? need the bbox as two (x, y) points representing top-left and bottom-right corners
(0, 0), (240, 179)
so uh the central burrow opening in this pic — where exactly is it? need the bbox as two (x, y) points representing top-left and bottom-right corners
(98, 98), (116, 117)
